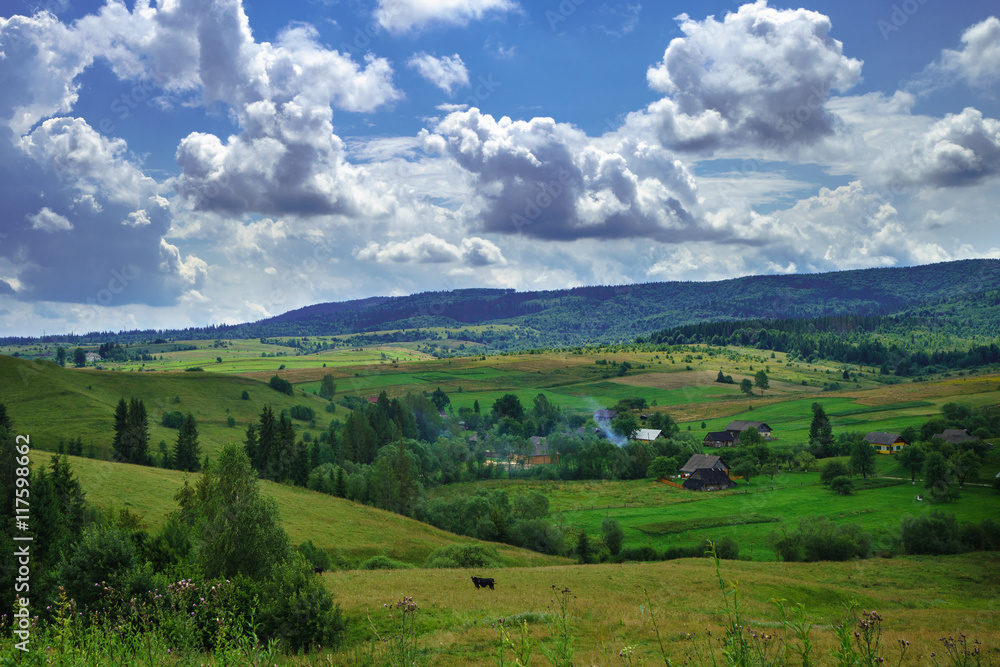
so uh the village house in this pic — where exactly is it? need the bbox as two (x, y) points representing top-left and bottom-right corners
(864, 432), (907, 454)
(679, 454), (730, 478)
(594, 409), (618, 421)
(725, 420), (772, 440)
(933, 428), (979, 445)
(703, 431), (738, 448)
(512, 436), (556, 466)
(682, 468), (736, 491)
(631, 428), (663, 443)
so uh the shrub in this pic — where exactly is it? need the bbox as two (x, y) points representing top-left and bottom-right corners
(241, 389), (250, 400)
(423, 543), (503, 569)
(255, 557), (346, 652)
(161, 410), (186, 429)
(769, 518), (872, 562)
(820, 460), (849, 484)
(900, 511), (960, 555)
(618, 545), (660, 562)
(359, 555), (414, 570)
(269, 375), (294, 396)
(290, 404), (316, 421)
(830, 475), (854, 495)
(298, 540), (331, 572)
(601, 518), (624, 556)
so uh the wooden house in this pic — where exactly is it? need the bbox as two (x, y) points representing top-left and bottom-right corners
(933, 429), (979, 445)
(725, 420), (772, 440)
(679, 454), (730, 478)
(864, 432), (907, 454)
(682, 468), (736, 491)
(631, 428), (663, 443)
(703, 431), (738, 448)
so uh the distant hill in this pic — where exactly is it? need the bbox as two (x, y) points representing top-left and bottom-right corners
(6, 259), (999, 348)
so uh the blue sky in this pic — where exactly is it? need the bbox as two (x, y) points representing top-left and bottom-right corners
(1, 0), (999, 336)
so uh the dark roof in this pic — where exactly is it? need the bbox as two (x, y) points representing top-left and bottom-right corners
(683, 468), (735, 490)
(864, 432), (905, 445)
(573, 426), (604, 438)
(704, 431), (737, 442)
(934, 429), (978, 443)
(594, 409), (618, 420)
(680, 454), (728, 474)
(529, 436), (548, 457)
(726, 420), (771, 432)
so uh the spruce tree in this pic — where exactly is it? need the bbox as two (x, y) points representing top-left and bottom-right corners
(112, 398), (129, 462)
(173, 414), (201, 472)
(127, 398), (149, 464)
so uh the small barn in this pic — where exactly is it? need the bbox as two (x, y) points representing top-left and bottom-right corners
(703, 431), (738, 448)
(679, 454), (730, 478)
(864, 432), (907, 454)
(725, 420), (772, 440)
(683, 468), (735, 491)
(594, 409), (619, 421)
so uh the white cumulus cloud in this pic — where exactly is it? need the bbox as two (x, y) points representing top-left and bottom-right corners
(408, 53), (469, 94)
(374, 0), (518, 34)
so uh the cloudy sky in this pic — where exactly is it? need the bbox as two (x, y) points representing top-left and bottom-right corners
(1, 0), (999, 336)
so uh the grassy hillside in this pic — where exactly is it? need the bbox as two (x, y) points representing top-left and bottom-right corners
(324, 553), (1000, 665)
(0, 355), (332, 460)
(26, 450), (568, 568)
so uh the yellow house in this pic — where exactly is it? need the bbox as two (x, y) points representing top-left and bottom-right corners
(864, 432), (907, 454)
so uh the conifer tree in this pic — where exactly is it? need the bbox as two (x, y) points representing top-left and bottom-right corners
(173, 414), (201, 472)
(112, 398), (129, 462)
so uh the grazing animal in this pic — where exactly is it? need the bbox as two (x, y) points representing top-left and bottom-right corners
(471, 576), (495, 590)
(313, 566), (325, 575)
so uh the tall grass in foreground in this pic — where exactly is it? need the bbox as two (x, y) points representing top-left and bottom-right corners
(3, 554), (995, 666)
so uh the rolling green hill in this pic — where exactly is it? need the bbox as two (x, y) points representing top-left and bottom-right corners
(0, 355), (331, 459)
(25, 449), (568, 569)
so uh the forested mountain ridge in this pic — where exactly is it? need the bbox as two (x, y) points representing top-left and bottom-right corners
(5, 259), (999, 347)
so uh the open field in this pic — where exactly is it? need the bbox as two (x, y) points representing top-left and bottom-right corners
(427, 462), (1000, 559)
(323, 553), (1000, 665)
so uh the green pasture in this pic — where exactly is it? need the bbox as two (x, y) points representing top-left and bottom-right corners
(0, 355), (331, 460)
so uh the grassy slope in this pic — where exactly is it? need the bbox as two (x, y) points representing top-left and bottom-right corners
(0, 355), (332, 460)
(325, 553), (1000, 666)
(26, 450), (567, 569)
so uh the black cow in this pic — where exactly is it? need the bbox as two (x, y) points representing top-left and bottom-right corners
(471, 576), (495, 590)
(313, 566), (325, 575)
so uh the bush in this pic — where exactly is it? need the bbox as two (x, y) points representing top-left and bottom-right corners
(820, 460), (849, 484)
(359, 555), (413, 570)
(830, 475), (854, 495)
(618, 545), (660, 562)
(647, 456), (678, 479)
(241, 390), (250, 400)
(423, 543), (503, 569)
(900, 511), (960, 555)
(161, 410), (186, 429)
(256, 557), (346, 652)
(290, 404), (316, 421)
(269, 375), (294, 396)
(770, 518), (872, 562)
(298, 540), (331, 572)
